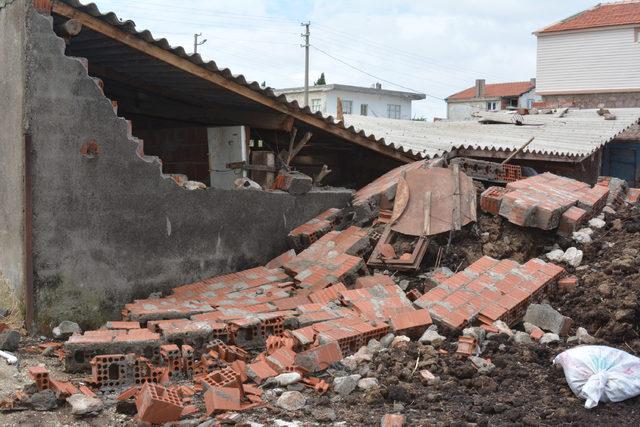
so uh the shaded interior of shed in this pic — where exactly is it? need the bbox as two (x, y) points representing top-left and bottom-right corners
(53, 16), (403, 189)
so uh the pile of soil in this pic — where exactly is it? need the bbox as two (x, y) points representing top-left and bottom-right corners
(551, 204), (640, 353)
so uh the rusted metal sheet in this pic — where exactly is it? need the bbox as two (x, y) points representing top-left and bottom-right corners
(391, 167), (476, 237)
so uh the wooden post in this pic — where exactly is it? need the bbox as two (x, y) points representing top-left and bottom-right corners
(423, 191), (431, 236)
(501, 136), (535, 165)
(452, 164), (461, 231)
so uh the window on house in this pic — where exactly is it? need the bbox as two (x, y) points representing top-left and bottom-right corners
(527, 99), (534, 109)
(342, 100), (353, 114)
(486, 101), (497, 111)
(635, 27), (640, 42)
(360, 104), (368, 116)
(509, 98), (518, 108)
(311, 98), (322, 112)
(387, 104), (401, 119)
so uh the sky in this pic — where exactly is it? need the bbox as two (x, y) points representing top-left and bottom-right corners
(92, 0), (594, 119)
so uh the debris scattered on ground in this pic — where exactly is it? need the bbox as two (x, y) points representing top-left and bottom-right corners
(3, 165), (640, 425)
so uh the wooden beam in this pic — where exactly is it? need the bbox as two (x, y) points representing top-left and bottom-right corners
(501, 137), (535, 165)
(52, 1), (413, 163)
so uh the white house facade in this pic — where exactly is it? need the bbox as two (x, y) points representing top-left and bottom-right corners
(274, 84), (425, 120)
(535, 1), (640, 108)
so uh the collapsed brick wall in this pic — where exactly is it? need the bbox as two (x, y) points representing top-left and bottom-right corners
(22, 9), (352, 331)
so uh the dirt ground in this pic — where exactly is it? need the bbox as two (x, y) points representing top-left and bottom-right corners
(2, 206), (640, 426)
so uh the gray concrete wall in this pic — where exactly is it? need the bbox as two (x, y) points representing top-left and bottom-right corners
(0, 0), (27, 303)
(24, 11), (352, 331)
(542, 92), (640, 109)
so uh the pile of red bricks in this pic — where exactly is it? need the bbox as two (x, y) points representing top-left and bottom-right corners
(480, 172), (609, 233)
(54, 204), (568, 423)
(415, 255), (564, 330)
(287, 208), (342, 250)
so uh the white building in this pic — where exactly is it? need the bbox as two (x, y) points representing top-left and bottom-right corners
(274, 83), (425, 120)
(535, 1), (640, 108)
(446, 79), (540, 121)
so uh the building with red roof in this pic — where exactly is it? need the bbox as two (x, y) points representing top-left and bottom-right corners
(535, 1), (640, 108)
(445, 79), (539, 120)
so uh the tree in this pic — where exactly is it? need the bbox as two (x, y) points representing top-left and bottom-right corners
(314, 73), (326, 85)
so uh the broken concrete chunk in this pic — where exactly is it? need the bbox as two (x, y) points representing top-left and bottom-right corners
(276, 171), (313, 195)
(513, 331), (533, 345)
(523, 303), (573, 336)
(27, 389), (58, 411)
(540, 333), (561, 345)
(274, 372), (302, 386)
(572, 229), (592, 244)
(462, 327), (486, 345)
(575, 327), (597, 344)
(333, 374), (361, 396)
(418, 329), (445, 345)
(52, 320), (81, 339)
(561, 247), (583, 267)
(391, 335), (411, 348)
(379, 333), (395, 348)
(546, 249), (565, 262)
(493, 320), (513, 336)
(276, 391), (306, 411)
(357, 377), (379, 390)
(588, 218), (606, 229)
(66, 394), (103, 415)
(469, 356), (495, 374)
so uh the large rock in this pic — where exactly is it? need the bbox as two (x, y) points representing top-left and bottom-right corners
(276, 391), (306, 411)
(28, 389), (58, 411)
(333, 374), (361, 396)
(523, 304), (573, 336)
(52, 320), (81, 339)
(66, 394), (103, 415)
(540, 333), (561, 345)
(513, 331), (532, 345)
(0, 329), (20, 351)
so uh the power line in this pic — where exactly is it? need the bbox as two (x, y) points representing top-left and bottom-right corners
(310, 45), (445, 101)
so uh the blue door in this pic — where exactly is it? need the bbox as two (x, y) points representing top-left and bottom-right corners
(602, 143), (640, 186)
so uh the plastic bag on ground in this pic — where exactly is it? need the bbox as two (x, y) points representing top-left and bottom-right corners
(553, 345), (640, 408)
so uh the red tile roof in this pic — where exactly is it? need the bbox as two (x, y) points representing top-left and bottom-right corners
(447, 81), (534, 101)
(538, 1), (640, 34)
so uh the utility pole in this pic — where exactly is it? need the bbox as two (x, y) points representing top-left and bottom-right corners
(193, 33), (207, 54)
(300, 22), (310, 107)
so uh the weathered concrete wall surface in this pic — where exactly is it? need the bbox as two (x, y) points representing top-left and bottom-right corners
(25, 12), (352, 331)
(542, 92), (640, 109)
(0, 0), (27, 300)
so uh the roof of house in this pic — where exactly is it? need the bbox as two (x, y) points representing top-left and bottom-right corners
(52, 1), (420, 163)
(446, 81), (534, 101)
(274, 84), (426, 101)
(537, 1), (640, 34)
(341, 108), (640, 161)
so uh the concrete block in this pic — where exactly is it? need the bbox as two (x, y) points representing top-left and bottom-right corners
(523, 303), (572, 336)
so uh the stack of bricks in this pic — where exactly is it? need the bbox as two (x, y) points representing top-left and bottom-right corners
(414, 256), (565, 331)
(480, 173), (610, 231)
(287, 208), (342, 251)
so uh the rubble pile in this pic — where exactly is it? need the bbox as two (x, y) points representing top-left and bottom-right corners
(2, 163), (640, 425)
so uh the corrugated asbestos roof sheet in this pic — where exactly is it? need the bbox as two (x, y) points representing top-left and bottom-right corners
(57, 0), (420, 161)
(342, 108), (640, 161)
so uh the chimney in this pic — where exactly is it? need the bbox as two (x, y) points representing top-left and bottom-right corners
(530, 77), (536, 87)
(375, 82), (382, 90)
(475, 79), (485, 98)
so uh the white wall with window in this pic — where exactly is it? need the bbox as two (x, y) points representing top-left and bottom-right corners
(275, 87), (416, 120)
(387, 104), (401, 119)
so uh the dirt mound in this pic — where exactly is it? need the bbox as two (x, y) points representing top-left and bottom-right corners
(551, 204), (640, 353)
